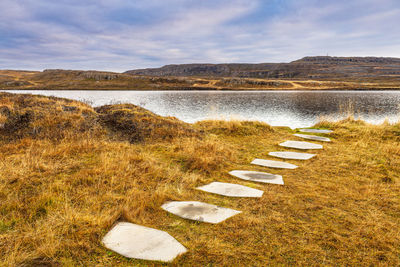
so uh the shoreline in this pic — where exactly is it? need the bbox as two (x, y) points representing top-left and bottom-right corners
(2, 70), (400, 91)
(2, 87), (400, 91)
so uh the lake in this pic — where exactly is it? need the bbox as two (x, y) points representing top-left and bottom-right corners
(2, 90), (400, 128)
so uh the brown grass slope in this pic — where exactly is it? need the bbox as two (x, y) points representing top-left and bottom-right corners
(0, 93), (399, 266)
(0, 70), (200, 91)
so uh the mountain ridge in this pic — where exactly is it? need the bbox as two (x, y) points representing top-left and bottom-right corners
(125, 56), (400, 80)
(2, 56), (400, 90)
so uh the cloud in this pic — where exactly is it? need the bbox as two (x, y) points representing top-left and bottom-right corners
(0, 0), (400, 71)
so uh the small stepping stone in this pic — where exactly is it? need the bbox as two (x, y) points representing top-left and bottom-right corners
(279, 140), (323, 150)
(251, 158), (298, 169)
(196, 182), (263, 197)
(102, 222), (187, 262)
(161, 201), (241, 224)
(229, 170), (284, 185)
(293, 133), (331, 142)
(299, 128), (333, 134)
(269, 151), (316, 160)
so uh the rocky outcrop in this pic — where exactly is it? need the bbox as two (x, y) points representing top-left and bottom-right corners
(41, 69), (121, 80)
(295, 56), (400, 64)
(125, 56), (400, 80)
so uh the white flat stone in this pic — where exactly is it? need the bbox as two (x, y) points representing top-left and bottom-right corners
(299, 128), (333, 134)
(161, 201), (241, 224)
(102, 222), (187, 262)
(229, 170), (284, 185)
(196, 182), (263, 197)
(251, 158), (298, 169)
(279, 140), (323, 150)
(269, 151), (316, 160)
(293, 133), (331, 142)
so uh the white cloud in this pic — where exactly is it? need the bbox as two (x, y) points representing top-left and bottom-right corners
(1, 0), (400, 71)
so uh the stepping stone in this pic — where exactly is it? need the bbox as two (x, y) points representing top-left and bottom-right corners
(279, 140), (323, 150)
(229, 170), (284, 185)
(196, 181), (263, 197)
(102, 222), (187, 262)
(269, 151), (316, 160)
(161, 201), (241, 224)
(299, 128), (333, 134)
(251, 158), (298, 169)
(293, 133), (331, 142)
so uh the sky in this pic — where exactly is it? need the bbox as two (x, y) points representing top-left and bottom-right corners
(1, 0), (400, 72)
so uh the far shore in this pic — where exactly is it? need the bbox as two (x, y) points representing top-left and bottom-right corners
(1, 69), (400, 91)
(3, 87), (400, 91)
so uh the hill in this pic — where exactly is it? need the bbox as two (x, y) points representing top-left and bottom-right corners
(125, 56), (400, 81)
(2, 56), (400, 90)
(0, 69), (202, 90)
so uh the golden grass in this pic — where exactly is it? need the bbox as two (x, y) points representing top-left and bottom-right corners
(0, 114), (6, 125)
(0, 93), (399, 265)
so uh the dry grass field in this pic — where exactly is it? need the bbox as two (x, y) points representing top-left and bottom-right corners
(2, 69), (400, 91)
(0, 92), (399, 266)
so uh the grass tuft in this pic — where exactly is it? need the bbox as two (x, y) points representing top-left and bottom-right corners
(96, 103), (199, 143)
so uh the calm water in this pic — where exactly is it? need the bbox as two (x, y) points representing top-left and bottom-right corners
(2, 90), (400, 128)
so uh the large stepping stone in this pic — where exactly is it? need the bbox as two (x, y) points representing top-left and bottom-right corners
(102, 222), (187, 262)
(197, 182), (263, 197)
(269, 151), (316, 160)
(299, 128), (333, 134)
(293, 133), (331, 142)
(251, 158), (298, 169)
(229, 170), (284, 185)
(279, 140), (323, 150)
(161, 201), (241, 224)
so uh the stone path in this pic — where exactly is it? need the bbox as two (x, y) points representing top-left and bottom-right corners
(102, 127), (333, 262)
(197, 182), (264, 197)
(229, 170), (284, 185)
(161, 201), (241, 224)
(299, 128), (333, 134)
(293, 133), (331, 142)
(251, 158), (298, 169)
(279, 140), (323, 150)
(269, 151), (316, 160)
(102, 222), (187, 262)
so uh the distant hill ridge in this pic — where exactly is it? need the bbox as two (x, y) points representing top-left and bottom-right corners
(294, 56), (400, 63)
(125, 56), (400, 79)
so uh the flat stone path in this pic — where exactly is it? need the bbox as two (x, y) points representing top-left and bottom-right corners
(103, 127), (335, 262)
(161, 201), (241, 224)
(229, 170), (284, 185)
(293, 133), (331, 142)
(102, 222), (187, 262)
(251, 158), (298, 169)
(299, 128), (333, 134)
(279, 140), (323, 150)
(269, 151), (316, 160)
(197, 182), (263, 197)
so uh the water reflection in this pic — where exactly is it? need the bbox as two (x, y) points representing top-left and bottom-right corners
(2, 90), (399, 128)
